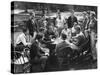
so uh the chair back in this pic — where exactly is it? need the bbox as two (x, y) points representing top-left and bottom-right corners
(11, 51), (30, 73)
(56, 46), (73, 58)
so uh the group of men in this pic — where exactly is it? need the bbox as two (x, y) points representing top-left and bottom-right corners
(15, 9), (97, 71)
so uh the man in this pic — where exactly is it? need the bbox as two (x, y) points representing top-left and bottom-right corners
(44, 25), (56, 41)
(61, 23), (71, 40)
(26, 12), (37, 38)
(56, 13), (65, 36)
(30, 34), (48, 72)
(71, 22), (79, 37)
(57, 9), (61, 15)
(55, 34), (69, 52)
(78, 19), (84, 32)
(82, 11), (88, 30)
(67, 10), (78, 28)
(89, 12), (97, 61)
(43, 8), (49, 19)
(89, 11), (97, 33)
(56, 14), (65, 28)
(70, 25), (85, 47)
(55, 34), (71, 68)
(15, 28), (31, 51)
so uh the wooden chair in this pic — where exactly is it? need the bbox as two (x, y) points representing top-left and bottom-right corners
(56, 46), (73, 69)
(71, 35), (92, 64)
(11, 49), (31, 73)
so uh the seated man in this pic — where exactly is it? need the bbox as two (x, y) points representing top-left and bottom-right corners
(36, 33), (50, 56)
(71, 22), (79, 37)
(56, 25), (86, 51)
(15, 28), (32, 51)
(55, 34), (69, 53)
(61, 23), (71, 40)
(44, 25), (56, 42)
(30, 34), (49, 72)
(55, 34), (72, 68)
(70, 25), (86, 48)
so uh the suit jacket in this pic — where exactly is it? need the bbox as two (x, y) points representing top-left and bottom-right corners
(67, 16), (78, 28)
(26, 19), (38, 36)
(72, 32), (85, 47)
(56, 41), (69, 52)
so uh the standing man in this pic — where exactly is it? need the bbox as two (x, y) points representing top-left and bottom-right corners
(82, 11), (88, 31)
(26, 12), (37, 39)
(67, 10), (78, 28)
(85, 11), (91, 29)
(89, 12), (97, 61)
(56, 13), (65, 36)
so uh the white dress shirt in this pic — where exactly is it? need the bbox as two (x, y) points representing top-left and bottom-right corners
(61, 29), (71, 40)
(56, 17), (65, 28)
(15, 33), (31, 46)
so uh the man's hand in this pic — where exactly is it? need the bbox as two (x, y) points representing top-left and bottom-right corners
(27, 42), (32, 47)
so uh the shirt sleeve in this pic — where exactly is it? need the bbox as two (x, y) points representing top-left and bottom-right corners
(61, 30), (64, 34)
(15, 36), (20, 46)
(20, 35), (28, 46)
